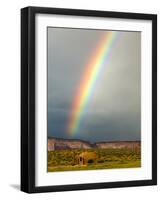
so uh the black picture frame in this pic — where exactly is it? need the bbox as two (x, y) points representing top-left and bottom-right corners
(21, 6), (157, 193)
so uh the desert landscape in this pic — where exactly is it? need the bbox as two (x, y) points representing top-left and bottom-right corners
(48, 137), (141, 172)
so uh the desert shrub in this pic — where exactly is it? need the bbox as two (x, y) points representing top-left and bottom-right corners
(97, 159), (104, 163)
(48, 148), (141, 170)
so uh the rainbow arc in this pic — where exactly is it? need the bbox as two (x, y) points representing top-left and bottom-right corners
(67, 31), (118, 135)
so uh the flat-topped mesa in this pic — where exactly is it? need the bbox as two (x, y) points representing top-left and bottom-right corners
(48, 137), (141, 151)
(48, 137), (94, 151)
(95, 141), (141, 149)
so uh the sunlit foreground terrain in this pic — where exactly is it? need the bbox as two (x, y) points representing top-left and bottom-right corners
(48, 148), (141, 172)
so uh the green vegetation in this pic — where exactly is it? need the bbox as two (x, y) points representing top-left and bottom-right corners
(47, 148), (141, 172)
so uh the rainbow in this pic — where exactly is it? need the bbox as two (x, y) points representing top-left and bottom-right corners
(67, 31), (118, 135)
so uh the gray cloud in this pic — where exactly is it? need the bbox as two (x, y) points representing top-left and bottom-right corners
(47, 27), (141, 142)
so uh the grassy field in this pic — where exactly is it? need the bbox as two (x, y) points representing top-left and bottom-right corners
(47, 148), (141, 172)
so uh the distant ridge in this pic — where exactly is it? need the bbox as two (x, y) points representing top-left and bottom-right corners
(48, 137), (141, 151)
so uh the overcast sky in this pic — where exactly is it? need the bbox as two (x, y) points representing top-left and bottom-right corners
(47, 27), (141, 142)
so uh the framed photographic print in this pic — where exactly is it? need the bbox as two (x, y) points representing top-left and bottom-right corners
(21, 6), (157, 193)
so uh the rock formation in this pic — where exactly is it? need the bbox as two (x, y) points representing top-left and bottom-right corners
(48, 137), (141, 151)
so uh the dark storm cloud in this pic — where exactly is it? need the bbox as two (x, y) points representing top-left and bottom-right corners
(47, 27), (141, 142)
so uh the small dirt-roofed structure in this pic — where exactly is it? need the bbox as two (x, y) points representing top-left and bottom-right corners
(76, 151), (98, 165)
